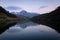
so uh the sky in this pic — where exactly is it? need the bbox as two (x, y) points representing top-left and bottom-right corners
(0, 0), (60, 14)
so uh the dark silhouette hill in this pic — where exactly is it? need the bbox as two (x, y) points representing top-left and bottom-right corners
(0, 6), (17, 17)
(31, 6), (60, 33)
(0, 6), (18, 34)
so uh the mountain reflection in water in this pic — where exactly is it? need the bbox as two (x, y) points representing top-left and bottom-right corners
(0, 21), (60, 40)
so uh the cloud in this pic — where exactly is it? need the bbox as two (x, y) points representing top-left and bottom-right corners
(5, 6), (22, 12)
(5, 6), (21, 10)
(39, 6), (48, 9)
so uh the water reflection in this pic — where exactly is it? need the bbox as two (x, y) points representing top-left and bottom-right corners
(0, 21), (60, 40)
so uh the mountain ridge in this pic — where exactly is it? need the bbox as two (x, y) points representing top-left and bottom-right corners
(31, 6), (60, 33)
(16, 10), (39, 18)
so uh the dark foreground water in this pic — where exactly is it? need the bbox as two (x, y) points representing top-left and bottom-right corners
(0, 21), (60, 40)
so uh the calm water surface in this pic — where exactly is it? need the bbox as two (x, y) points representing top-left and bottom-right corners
(0, 21), (60, 40)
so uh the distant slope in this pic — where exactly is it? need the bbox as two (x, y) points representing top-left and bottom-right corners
(31, 6), (60, 33)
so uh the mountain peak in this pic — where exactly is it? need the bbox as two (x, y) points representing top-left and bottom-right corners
(17, 10), (39, 18)
(20, 10), (27, 13)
